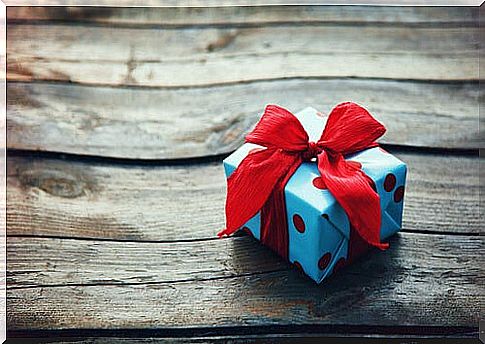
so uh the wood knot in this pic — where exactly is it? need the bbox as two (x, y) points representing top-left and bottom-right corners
(206, 31), (238, 52)
(19, 169), (88, 198)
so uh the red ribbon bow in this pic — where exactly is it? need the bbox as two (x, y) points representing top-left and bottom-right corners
(218, 102), (389, 259)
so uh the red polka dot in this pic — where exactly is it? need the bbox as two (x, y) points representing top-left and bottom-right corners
(242, 226), (253, 237)
(394, 186), (405, 203)
(293, 214), (306, 233)
(316, 111), (325, 117)
(347, 160), (362, 169)
(318, 252), (332, 270)
(293, 261), (303, 272)
(384, 173), (396, 192)
(312, 177), (327, 189)
(333, 257), (347, 274)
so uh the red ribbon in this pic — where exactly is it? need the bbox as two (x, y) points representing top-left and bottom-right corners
(218, 102), (389, 259)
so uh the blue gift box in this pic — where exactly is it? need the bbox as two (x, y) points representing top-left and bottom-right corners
(223, 107), (407, 284)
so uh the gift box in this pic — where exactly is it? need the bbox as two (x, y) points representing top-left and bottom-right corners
(221, 104), (407, 284)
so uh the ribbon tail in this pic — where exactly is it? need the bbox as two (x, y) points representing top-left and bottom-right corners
(317, 152), (388, 250)
(220, 148), (300, 237)
(258, 158), (301, 259)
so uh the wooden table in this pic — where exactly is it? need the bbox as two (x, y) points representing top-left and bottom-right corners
(6, 5), (483, 343)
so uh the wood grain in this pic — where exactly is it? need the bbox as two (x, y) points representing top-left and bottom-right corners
(3, 0), (483, 6)
(7, 24), (480, 86)
(7, 6), (479, 26)
(7, 80), (481, 159)
(6, 335), (481, 343)
(7, 236), (286, 288)
(7, 233), (483, 330)
(6, 152), (480, 241)
(5, 4), (483, 339)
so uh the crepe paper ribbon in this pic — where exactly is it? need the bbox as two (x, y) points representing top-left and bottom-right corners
(218, 102), (389, 260)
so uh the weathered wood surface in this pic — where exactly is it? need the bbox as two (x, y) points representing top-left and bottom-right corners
(6, 335), (481, 344)
(7, 235), (286, 288)
(7, 233), (483, 330)
(6, 5), (483, 340)
(7, 6), (479, 26)
(7, 80), (481, 158)
(7, 23), (480, 86)
(6, 152), (481, 241)
(7, 232), (483, 288)
(3, 0), (484, 6)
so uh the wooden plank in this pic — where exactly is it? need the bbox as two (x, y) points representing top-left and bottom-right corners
(7, 236), (286, 288)
(7, 80), (481, 159)
(6, 335), (481, 343)
(7, 233), (483, 330)
(7, 6), (479, 26)
(6, 152), (480, 241)
(6, 24), (480, 85)
(3, 0), (484, 6)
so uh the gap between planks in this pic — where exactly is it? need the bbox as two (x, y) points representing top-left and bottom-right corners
(7, 75), (482, 90)
(5, 144), (480, 167)
(6, 6), (480, 29)
(5, 325), (480, 341)
(6, 18), (481, 30)
(6, 226), (482, 246)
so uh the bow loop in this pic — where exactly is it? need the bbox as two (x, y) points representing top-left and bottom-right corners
(245, 105), (309, 152)
(319, 102), (386, 155)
